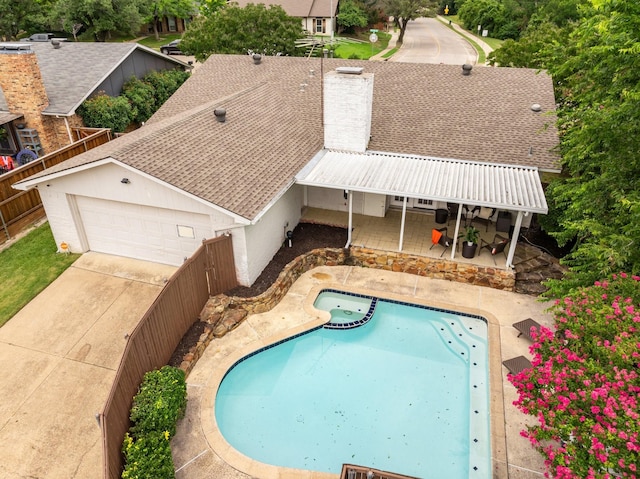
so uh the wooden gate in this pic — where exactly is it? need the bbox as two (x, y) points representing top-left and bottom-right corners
(204, 234), (238, 295)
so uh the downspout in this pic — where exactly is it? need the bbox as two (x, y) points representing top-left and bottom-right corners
(63, 116), (73, 143)
(450, 203), (463, 260)
(505, 211), (525, 268)
(398, 196), (408, 251)
(345, 190), (353, 248)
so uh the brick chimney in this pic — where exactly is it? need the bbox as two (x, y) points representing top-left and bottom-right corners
(0, 44), (52, 151)
(323, 67), (374, 153)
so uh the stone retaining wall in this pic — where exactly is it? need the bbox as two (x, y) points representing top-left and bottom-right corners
(179, 246), (515, 375)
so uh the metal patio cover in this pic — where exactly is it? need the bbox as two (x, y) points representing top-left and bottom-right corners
(296, 150), (548, 214)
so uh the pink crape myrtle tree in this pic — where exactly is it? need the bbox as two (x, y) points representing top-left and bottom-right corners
(508, 273), (640, 479)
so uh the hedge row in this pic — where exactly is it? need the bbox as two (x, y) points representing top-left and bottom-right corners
(121, 366), (187, 479)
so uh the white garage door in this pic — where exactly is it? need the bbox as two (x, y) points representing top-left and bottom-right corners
(76, 196), (212, 266)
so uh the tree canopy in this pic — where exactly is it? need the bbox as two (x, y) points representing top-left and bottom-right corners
(337, 0), (369, 33)
(146, 0), (197, 40)
(490, 0), (640, 296)
(54, 0), (151, 41)
(180, 3), (306, 61)
(0, 0), (51, 40)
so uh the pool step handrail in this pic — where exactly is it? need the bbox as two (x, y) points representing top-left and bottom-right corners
(340, 463), (421, 479)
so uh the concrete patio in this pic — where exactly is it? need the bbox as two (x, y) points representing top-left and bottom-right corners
(300, 207), (520, 270)
(171, 265), (550, 479)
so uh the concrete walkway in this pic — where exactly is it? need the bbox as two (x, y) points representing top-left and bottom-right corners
(171, 266), (549, 479)
(0, 253), (176, 479)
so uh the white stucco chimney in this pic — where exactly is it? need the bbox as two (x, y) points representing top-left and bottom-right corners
(323, 67), (374, 153)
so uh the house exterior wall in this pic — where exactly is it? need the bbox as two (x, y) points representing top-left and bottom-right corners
(0, 49), (59, 154)
(242, 184), (304, 285)
(302, 17), (334, 35)
(307, 186), (388, 218)
(36, 162), (236, 254)
(91, 50), (186, 99)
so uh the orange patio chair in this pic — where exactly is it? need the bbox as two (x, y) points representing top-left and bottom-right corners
(429, 227), (453, 257)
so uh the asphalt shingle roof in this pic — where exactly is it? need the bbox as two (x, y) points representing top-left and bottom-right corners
(17, 54), (560, 223)
(1, 42), (185, 116)
(233, 0), (327, 17)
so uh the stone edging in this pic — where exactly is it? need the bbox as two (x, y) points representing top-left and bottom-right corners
(178, 246), (515, 375)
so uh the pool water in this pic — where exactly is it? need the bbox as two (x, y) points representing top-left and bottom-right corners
(215, 290), (490, 478)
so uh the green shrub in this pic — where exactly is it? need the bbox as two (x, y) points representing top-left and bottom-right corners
(77, 93), (133, 132)
(78, 69), (190, 132)
(129, 366), (187, 438)
(122, 431), (174, 479)
(142, 70), (190, 107)
(122, 78), (157, 124)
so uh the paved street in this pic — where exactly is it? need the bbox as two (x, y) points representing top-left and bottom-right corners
(391, 17), (477, 65)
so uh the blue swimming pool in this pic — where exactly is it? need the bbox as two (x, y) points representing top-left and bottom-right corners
(215, 290), (490, 478)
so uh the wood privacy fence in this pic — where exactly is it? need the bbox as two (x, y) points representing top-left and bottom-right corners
(100, 234), (237, 479)
(0, 128), (112, 243)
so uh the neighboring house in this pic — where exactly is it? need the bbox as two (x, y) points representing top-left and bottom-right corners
(13, 55), (560, 286)
(0, 42), (190, 161)
(233, 0), (339, 35)
(139, 15), (193, 36)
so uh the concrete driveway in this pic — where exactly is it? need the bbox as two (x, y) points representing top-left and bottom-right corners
(0, 253), (176, 479)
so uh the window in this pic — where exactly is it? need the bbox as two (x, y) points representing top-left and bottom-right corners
(176, 225), (195, 238)
(416, 198), (433, 207)
(316, 18), (324, 33)
(168, 16), (177, 32)
(0, 125), (14, 153)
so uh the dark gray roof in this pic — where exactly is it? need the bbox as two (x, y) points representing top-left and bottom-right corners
(1, 42), (188, 116)
(15, 55), (560, 222)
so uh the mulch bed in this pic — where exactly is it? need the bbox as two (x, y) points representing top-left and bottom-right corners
(168, 223), (347, 367)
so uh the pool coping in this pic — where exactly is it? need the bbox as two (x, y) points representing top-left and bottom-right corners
(200, 282), (508, 479)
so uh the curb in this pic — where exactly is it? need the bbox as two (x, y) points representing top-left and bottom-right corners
(436, 15), (493, 61)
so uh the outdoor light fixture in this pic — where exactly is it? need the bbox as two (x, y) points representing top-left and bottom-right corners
(121, 178), (130, 184)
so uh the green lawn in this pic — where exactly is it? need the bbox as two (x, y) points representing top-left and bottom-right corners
(333, 32), (390, 60)
(440, 15), (503, 51)
(137, 33), (182, 51)
(0, 223), (79, 327)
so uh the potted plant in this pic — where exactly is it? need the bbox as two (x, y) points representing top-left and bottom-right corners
(462, 226), (479, 258)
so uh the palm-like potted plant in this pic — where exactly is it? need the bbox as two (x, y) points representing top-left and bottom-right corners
(462, 226), (479, 258)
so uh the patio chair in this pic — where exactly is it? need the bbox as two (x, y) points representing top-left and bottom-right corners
(471, 207), (497, 231)
(512, 318), (542, 342)
(462, 205), (479, 226)
(446, 202), (459, 225)
(502, 355), (533, 375)
(429, 227), (453, 257)
(478, 233), (510, 264)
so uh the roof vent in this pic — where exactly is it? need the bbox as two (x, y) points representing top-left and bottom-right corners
(214, 108), (226, 123)
(462, 64), (473, 75)
(336, 66), (364, 75)
(252, 53), (262, 64)
(531, 103), (542, 112)
(51, 39), (61, 49)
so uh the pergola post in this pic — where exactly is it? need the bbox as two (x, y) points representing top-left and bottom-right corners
(398, 196), (408, 251)
(505, 210), (524, 268)
(345, 190), (353, 248)
(450, 203), (463, 260)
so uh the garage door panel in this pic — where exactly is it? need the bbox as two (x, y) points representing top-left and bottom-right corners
(76, 197), (212, 266)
